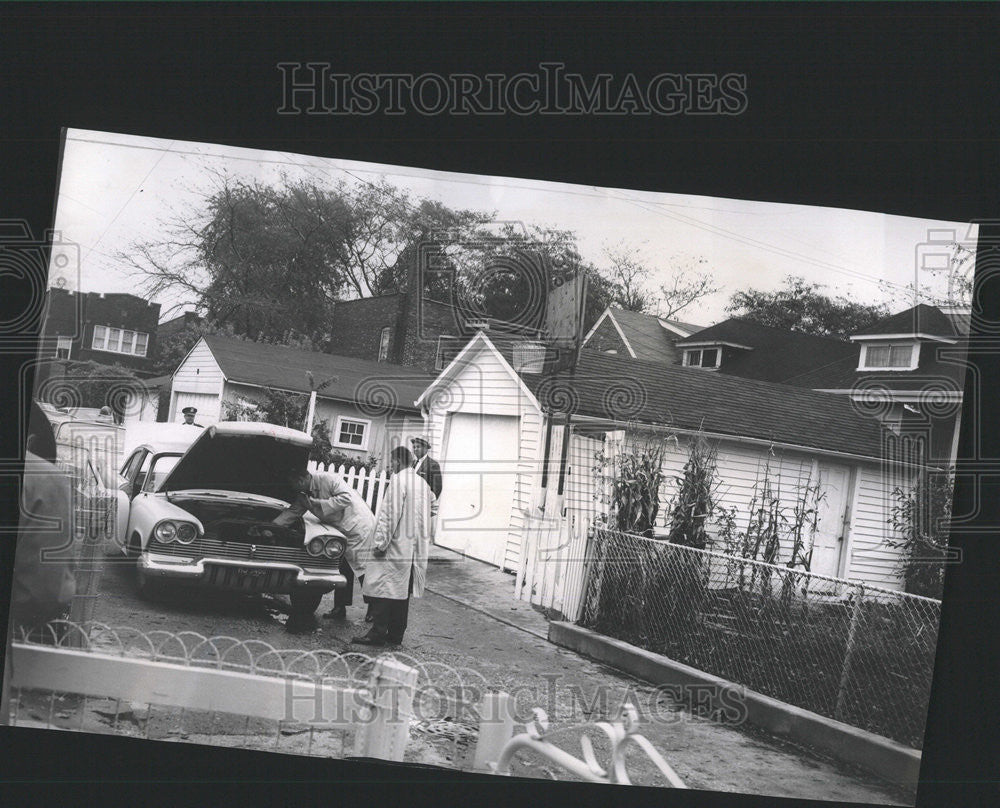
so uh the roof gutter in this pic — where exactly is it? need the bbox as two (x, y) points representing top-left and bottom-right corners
(554, 410), (926, 469)
(225, 378), (423, 413)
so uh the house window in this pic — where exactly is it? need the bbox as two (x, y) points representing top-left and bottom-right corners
(378, 327), (391, 362)
(683, 347), (721, 369)
(335, 416), (370, 450)
(55, 335), (72, 359)
(860, 342), (917, 370)
(91, 324), (150, 357)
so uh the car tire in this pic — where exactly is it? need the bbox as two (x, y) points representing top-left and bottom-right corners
(135, 564), (163, 601)
(289, 590), (323, 616)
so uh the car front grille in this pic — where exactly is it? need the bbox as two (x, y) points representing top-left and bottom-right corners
(151, 534), (340, 569)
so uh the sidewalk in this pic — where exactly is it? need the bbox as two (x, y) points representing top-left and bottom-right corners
(425, 544), (549, 639)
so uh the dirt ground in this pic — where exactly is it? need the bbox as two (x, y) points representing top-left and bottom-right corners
(22, 551), (916, 805)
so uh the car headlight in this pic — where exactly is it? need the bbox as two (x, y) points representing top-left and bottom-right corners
(323, 536), (346, 560)
(306, 537), (326, 557)
(174, 522), (197, 544)
(153, 520), (198, 545)
(153, 521), (177, 543)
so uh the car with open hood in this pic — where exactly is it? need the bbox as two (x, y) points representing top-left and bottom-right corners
(110, 421), (347, 615)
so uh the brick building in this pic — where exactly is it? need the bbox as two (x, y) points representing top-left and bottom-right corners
(42, 288), (161, 373)
(327, 291), (536, 372)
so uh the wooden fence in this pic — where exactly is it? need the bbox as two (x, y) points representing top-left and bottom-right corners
(308, 462), (388, 513)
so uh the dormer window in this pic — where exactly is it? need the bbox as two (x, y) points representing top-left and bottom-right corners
(859, 342), (919, 371)
(683, 347), (721, 369)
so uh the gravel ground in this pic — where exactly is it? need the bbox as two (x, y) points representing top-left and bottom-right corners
(22, 553), (916, 804)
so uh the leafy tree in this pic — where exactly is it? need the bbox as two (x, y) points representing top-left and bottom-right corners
(726, 275), (889, 339)
(38, 360), (142, 422)
(887, 469), (952, 598)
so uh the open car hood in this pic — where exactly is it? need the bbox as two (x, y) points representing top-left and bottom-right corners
(159, 422), (312, 502)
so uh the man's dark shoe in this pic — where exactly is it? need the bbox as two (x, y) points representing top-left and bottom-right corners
(352, 632), (387, 646)
(385, 637), (403, 647)
(324, 605), (347, 620)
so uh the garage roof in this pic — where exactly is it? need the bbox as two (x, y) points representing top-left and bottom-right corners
(521, 348), (891, 460)
(202, 334), (433, 413)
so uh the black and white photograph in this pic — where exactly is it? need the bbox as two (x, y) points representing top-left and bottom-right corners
(1, 127), (981, 805)
(1, 5), (998, 808)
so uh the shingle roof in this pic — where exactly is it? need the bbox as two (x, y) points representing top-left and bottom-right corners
(520, 349), (889, 460)
(781, 343), (968, 390)
(203, 335), (432, 413)
(674, 318), (856, 383)
(853, 304), (958, 338)
(605, 308), (704, 362)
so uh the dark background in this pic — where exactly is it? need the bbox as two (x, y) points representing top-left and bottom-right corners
(1, 3), (998, 807)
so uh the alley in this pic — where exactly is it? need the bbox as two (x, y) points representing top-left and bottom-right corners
(85, 545), (911, 804)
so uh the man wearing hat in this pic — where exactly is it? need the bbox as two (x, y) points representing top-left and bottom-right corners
(409, 434), (441, 499)
(181, 406), (203, 427)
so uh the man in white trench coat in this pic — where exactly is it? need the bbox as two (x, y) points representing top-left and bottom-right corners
(353, 445), (432, 646)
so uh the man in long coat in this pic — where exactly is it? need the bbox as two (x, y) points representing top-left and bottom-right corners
(281, 467), (376, 620)
(353, 446), (431, 646)
(3, 402), (76, 721)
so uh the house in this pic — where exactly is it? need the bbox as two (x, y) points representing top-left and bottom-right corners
(780, 304), (968, 464)
(417, 332), (921, 591)
(155, 310), (202, 349)
(582, 307), (703, 363)
(141, 334), (431, 463)
(41, 287), (161, 373)
(672, 318), (857, 382)
(120, 374), (172, 426)
(326, 290), (544, 373)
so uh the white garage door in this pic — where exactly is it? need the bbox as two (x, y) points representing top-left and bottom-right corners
(436, 413), (520, 567)
(170, 392), (220, 424)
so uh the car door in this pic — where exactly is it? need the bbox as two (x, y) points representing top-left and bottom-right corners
(112, 448), (147, 551)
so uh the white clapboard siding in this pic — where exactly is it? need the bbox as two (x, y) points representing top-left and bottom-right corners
(846, 464), (908, 590)
(424, 338), (544, 573)
(528, 427), (908, 616)
(170, 338), (225, 421)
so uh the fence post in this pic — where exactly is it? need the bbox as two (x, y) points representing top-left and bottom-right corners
(835, 585), (864, 722)
(353, 656), (418, 762)
(472, 691), (515, 771)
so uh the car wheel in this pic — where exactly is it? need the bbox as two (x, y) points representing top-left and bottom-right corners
(289, 590), (323, 616)
(135, 564), (163, 601)
(132, 536), (162, 600)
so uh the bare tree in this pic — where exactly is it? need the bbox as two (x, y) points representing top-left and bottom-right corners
(602, 241), (657, 312)
(657, 254), (720, 320)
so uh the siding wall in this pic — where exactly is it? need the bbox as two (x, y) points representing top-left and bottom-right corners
(169, 340), (225, 421)
(565, 429), (908, 591)
(848, 463), (912, 590)
(424, 340), (544, 571)
(584, 316), (630, 355)
(223, 382), (425, 465)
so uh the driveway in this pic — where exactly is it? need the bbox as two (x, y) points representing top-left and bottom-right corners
(77, 545), (912, 804)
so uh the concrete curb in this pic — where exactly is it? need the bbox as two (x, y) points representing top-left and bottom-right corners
(548, 621), (922, 789)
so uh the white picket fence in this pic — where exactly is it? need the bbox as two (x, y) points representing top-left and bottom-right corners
(308, 462), (388, 512)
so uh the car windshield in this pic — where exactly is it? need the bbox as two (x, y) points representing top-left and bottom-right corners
(143, 453), (183, 492)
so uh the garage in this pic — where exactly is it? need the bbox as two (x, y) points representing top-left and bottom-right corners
(435, 412), (521, 568)
(170, 391), (221, 424)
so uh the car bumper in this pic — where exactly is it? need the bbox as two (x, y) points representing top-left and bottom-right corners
(139, 552), (346, 592)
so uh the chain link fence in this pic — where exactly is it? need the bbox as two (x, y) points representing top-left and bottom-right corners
(579, 528), (941, 749)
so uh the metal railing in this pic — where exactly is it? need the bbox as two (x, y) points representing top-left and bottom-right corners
(4, 620), (483, 764)
(579, 528), (942, 749)
(4, 620), (686, 784)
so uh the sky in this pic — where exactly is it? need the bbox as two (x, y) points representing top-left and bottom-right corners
(47, 128), (979, 327)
